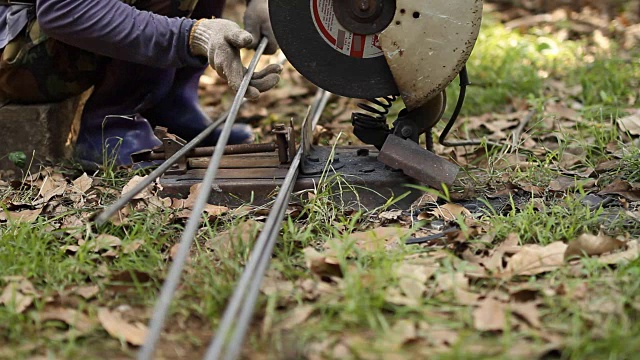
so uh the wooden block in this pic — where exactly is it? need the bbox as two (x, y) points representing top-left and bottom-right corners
(0, 95), (85, 173)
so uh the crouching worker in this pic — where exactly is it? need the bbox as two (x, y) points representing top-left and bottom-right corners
(0, 0), (281, 167)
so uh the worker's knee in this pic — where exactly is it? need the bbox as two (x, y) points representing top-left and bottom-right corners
(0, 21), (100, 104)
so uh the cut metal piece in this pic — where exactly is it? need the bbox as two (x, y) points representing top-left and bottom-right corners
(379, 0), (483, 110)
(269, 0), (398, 99)
(272, 123), (292, 164)
(378, 134), (459, 189)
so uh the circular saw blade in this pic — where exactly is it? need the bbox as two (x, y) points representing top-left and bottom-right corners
(269, 0), (398, 99)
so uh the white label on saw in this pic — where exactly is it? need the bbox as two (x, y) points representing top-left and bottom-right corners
(311, 0), (384, 59)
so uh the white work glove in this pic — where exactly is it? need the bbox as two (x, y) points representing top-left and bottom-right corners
(190, 18), (281, 100)
(244, 0), (279, 55)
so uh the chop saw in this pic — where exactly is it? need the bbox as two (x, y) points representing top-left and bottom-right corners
(145, 0), (483, 208)
(270, 0), (482, 182)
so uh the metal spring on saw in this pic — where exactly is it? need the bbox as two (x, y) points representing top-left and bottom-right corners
(352, 95), (397, 124)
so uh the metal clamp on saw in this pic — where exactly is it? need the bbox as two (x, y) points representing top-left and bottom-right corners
(270, 0), (483, 189)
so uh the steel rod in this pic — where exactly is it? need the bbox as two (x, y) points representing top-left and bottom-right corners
(203, 90), (331, 360)
(142, 142), (278, 161)
(311, 90), (332, 128)
(222, 150), (301, 360)
(137, 37), (269, 360)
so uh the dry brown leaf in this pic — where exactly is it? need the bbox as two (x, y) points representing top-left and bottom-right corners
(39, 308), (96, 338)
(482, 233), (522, 273)
(559, 152), (584, 170)
(277, 305), (315, 330)
(205, 220), (263, 254)
(384, 320), (418, 348)
(0, 208), (43, 223)
(549, 176), (578, 192)
(384, 287), (416, 307)
(0, 277), (37, 313)
(38, 176), (67, 202)
(169, 243), (180, 260)
(97, 308), (148, 346)
(72, 285), (100, 300)
(425, 327), (459, 349)
(454, 288), (481, 305)
(348, 227), (411, 252)
(61, 215), (83, 228)
(304, 248), (342, 278)
(617, 110), (640, 136)
(399, 277), (426, 302)
(174, 199), (229, 219)
(546, 102), (581, 122)
(394, 262), (438, 303)
(109, 206), (131, 226)
(146, 196), (172, 209)
(504, 242), (568, 276)
(260, 273), (294, 297)
(430, 203), (471, 222)
(204, 204), (229, 217)
(72, 173), (93, 194)
(473, 297), (506, 332)
(61, 244), (80, 254)
(395, 262), (438, 284)
(86, 234), (122, 253)
(565, 233), (626, 260)
(121, 176), (152, 199)
(511, 302), (541, 328)
(183, 184), (203, 209)
(379, 210), (403, 221)
(411, 192), (438, 208)
(598, 179), (640, 201)
(436, 272), (469, 295)
(599, 240), (640, 264)
(122, 240), (144, 254)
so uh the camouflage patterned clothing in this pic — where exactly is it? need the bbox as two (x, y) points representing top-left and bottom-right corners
(0, 0), (203, 104)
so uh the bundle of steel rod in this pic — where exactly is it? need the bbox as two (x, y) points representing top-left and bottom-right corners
(94, 38), (332, 360)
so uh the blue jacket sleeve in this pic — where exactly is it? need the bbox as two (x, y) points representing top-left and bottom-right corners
(35, 0), (207, 68)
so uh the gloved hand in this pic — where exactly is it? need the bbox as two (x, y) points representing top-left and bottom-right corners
(244, 0), (279, 55)
(190, 18), (281, 100)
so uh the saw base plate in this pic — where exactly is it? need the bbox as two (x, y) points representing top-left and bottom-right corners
(158, 146), (420, 209)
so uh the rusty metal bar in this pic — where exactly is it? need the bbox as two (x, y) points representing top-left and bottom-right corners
(138, 142), (278, 161)
(137, 38), (269, 360)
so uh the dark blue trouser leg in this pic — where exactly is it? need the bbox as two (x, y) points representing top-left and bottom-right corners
(76, 60), (175, 166)
(142, 66), (254, 147)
